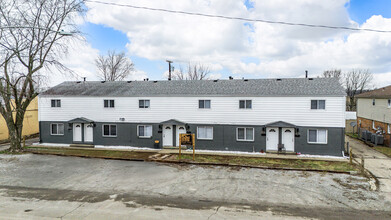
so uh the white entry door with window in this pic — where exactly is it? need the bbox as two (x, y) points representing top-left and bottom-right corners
(266, 127), (278, 151)
(282, 128), (294, 152)
(163, 125), (173, 146)
(73, 123), (82, 142)
(176, 125), (187, 146)
(84, 124), (93, 143)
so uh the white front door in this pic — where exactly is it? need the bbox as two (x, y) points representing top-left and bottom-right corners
(282, 128), (294, 152)
(163, 125), (173, 146)
(84, 124), (93, 143)
(266, 127), (278, 151)
(73, 123), (82, 142)
(176, 125), (187, 146)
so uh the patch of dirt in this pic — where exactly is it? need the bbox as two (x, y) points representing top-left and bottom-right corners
(333, 178), (369, 191)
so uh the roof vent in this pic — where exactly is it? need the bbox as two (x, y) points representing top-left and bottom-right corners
(76, 81), (81, 84)
(153, 80), (158, 83)
(229, 76), (233, 80)
(127, 81), (132, 83)
(213, 79), (218, 82)
(101, 81), (106, 83)
(276, 78), (282, 81)
(308, 78), (313, 80)
(244, 79), (248, 82)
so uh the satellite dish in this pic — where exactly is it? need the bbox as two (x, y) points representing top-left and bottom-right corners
(350, 121), (357, 127)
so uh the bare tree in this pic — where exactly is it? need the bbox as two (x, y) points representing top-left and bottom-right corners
(95, 51), (135, 81)
(0, 0), (84, 152)
(172, 63), (210, 80)
(344, 69), (373, 111)
(322, 69), (342, 79)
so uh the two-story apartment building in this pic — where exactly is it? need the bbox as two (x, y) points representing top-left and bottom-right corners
(356, 85), (391, 147)
(38, 78), (346, 156)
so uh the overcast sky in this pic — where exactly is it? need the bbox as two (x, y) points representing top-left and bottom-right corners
(52, 0), (391, 88)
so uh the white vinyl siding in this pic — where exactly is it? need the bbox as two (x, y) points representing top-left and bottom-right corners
(102, 124), (117, 137)
(237, 127), (254, 141)
(308, 129), (327, 144)
(39, 96), (346, 127)
(137, 125), (152, 138)
(197, 126), (213, 140)
(50, 123), (64, 135)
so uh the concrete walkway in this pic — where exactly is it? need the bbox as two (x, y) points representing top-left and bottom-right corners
(346, 136), (391, 202)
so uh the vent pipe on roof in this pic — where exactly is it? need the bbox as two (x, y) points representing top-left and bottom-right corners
(83, 77), (86, 82)
(229, 76), (233, 80)
(305, 70), (308, 78)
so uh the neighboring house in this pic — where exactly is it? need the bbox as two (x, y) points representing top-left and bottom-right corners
(0, 97), (39, 141)
(356, 85), (391, 147)
(38, 78), (346, 156)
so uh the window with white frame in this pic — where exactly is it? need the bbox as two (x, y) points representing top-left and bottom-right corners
(239, 100), (252, 109)
(311, 100), (325, 109)
(51, 123), (64, 135)
(103, 124), (117, 137)
(372, 99), (376, 106)
(237, 127), (254, 141)
(199, 100), (211, 109)
(138, 125), (152, 138)
(197, 126), (213, 140)
(308, 129), (327, 144)
(51, 99), (61, 108)
(104, 100), (115, 108)
(139, 100), (150, 108)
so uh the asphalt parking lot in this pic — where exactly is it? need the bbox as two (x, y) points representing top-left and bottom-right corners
(0, 154), (390, 219)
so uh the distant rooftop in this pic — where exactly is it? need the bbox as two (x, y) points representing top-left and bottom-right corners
(40, 78), (346, 97)
(356, 85), (391, 99)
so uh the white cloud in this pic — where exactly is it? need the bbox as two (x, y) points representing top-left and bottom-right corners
(85, 0), (391, 87)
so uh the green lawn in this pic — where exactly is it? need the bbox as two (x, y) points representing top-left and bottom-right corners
(176, 154), (358, 173)
(373, 146), (391, 158)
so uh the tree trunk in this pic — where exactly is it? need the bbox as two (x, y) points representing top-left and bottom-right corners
(6, 120), (24, 153)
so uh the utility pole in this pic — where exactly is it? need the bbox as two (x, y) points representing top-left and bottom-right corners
(166, 60), (173, 80)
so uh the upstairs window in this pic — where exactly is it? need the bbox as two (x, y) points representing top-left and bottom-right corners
(239, 100), (252, 109)
(372, 99), (376, 106)
(308, 129), (327, 144)
(104, 100), (115, 108)
(311, 100), (325, 109)
(139, 100), (150, 108)
(103, 124), (117, 137)
(51, 99), (61, 108)
(199, 100), (211, 109)
(138, 125), (153, 138)
(51, 123), (64, 135)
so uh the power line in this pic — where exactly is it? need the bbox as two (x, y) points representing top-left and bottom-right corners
(86, 0), (391, 33)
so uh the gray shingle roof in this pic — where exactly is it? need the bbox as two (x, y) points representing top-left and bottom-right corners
(40, 78), (346, 97)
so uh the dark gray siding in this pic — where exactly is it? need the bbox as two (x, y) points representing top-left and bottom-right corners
(39, 121), (344, 156)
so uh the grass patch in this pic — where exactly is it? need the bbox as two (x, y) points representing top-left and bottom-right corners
(373, 146), (391, 158)
(346, 133), (359, 139)
(175, 154), (358, 173)
(26, 146), (156, 161)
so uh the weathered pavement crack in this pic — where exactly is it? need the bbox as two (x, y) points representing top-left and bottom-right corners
(58, 202), (85, 219)
(207, 205), (221, 220)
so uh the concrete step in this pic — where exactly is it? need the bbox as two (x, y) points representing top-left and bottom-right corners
(69, 144), (95, 148)
(162, 146), (187, 150)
